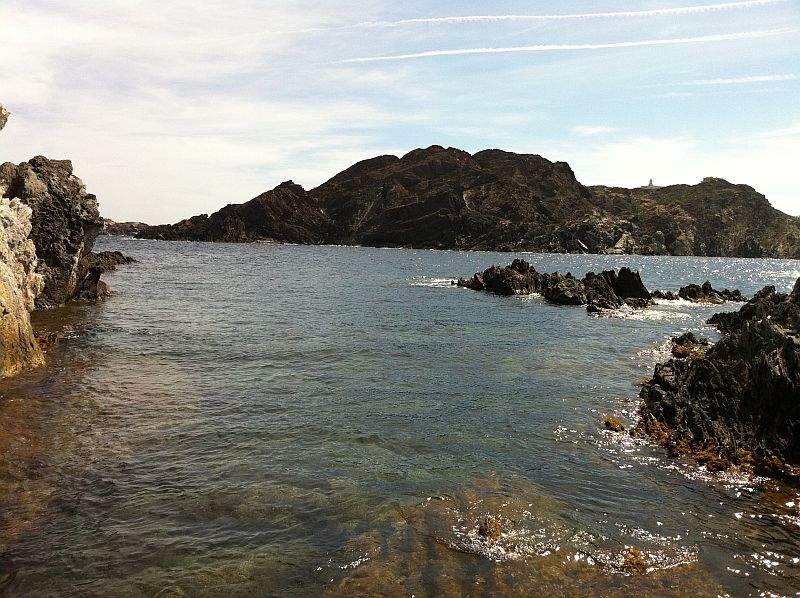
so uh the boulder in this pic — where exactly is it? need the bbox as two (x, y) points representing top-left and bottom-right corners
(635, 280), (800, 478)
(0, 156), (104, 308)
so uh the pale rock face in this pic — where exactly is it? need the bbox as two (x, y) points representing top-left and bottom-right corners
(0, 197), (44, 377)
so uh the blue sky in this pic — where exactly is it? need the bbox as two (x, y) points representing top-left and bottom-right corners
(1, 0), (798, 222)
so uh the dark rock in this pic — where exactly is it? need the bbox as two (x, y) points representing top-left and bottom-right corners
(614, 267), (652, 302)
(651, 290), (679, 301)
(635, 279), (800, 479)
(457, 258), (541, 295)
(0, 156), (104, 308)
(457, 261), (653, 311)
(542, 272), (586, 305)
(678, 281), (744, 304)
(102, 219), (150, 236)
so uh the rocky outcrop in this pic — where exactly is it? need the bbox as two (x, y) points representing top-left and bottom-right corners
(0, 198), (44, 378)
(456, 259), (653, 310)
(635, 280), (800, 478)
(0, 156), (104, 308)
(651, 282), (745, 303)
(133, 146), (800, 257)
(102, 219), (150, 236)
(0, 104), (8, 131)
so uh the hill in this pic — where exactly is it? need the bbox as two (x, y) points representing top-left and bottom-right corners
(135, 146), (800, 257)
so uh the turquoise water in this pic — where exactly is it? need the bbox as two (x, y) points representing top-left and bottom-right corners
(1, 238), (799, 597)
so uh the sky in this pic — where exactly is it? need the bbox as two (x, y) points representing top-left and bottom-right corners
(0, 0), (798, 223)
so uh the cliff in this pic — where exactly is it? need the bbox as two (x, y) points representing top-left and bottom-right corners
(135, 146), (800, 257)
(0, 198), (44, 378)
(0, 157), (104, 308)
(0, 105), (44, 377)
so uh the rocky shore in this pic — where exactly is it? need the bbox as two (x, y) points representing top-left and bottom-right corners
(635, 280), (800, 479)
(0, 104), (131, 378)
(134, 145), (800, 258)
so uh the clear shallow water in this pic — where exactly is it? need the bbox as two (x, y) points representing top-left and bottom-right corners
(1, 238), (799, 597)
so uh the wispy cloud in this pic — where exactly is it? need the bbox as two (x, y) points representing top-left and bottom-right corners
(280, 0), (785, 34)
(337, 28), (794, 63)
(671, 74), (797, 85)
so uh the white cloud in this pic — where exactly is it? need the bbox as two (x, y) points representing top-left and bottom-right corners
(278, 0), (786, 33)
(337, 28), (794, 63)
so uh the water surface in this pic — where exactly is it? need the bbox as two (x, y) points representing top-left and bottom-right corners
(1, 238), (799, 596)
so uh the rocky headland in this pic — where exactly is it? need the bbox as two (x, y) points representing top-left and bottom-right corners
(0, 104), (130, 378)
(635, 280), (800, 479)
(134, 145), (800, 258)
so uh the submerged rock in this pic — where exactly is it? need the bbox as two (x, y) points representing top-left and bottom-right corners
(0, 198), (44, 378)
(457, 259), (653, 311)
(635, 279), (800, 479)
(0, 156), (104, 308)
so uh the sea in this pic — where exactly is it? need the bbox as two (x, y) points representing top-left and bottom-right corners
(1, 236), (799, 597)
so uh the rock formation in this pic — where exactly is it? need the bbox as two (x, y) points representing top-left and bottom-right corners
(455, 259), (653, 311)
(635, 280), (800, 478)
(0, 156), (104, 308)
(0, 104), (43, 377)
(0, 198), (44, 378)
(134, 145), (800, 258)
(651, 281), (745, 303)
(102, 219), (150, 236)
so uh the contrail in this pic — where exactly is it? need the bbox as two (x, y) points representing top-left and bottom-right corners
(336, 28), (793, 63)
(281, 0), (786, 34)
(673, 74), (798, 85)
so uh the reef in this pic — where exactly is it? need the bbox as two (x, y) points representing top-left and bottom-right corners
(635, 280), (800, 479)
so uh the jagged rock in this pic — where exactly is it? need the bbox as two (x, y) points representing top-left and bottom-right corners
(651, 290), (680, 301)
(0, 197), (44, 378)
(0, 104), (8, 131)
(635, 280), (800, 478)
(0, 156), (104, 308)
(457, 260), (652, 311)
(678, 281), (744, 304)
